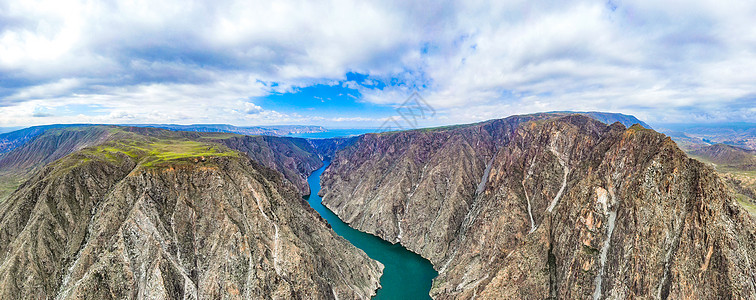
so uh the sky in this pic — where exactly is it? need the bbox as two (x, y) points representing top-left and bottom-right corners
(1, 0), (755, 129)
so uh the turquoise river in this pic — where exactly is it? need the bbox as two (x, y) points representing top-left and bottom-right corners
(304, 162), (438, 299)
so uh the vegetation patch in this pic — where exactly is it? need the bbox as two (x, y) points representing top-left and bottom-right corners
(141, 140), (239, 167)
(83, 137), (240, 167)
(0, 175), (23, 203)
(627, 124), (655, 134)
(735, 194), (756, 216)
(198, 133), (240, 140)
(582, 244), (600, 256)
(76, 128), (238, 167)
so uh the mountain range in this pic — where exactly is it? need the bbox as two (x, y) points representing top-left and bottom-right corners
(0, 112), (754, 299)
(0, 124), (327, 158)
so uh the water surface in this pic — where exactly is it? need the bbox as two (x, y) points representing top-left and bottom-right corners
(304, 162), (438, 299)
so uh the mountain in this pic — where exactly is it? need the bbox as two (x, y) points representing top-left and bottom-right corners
(0, 126), (114, 202)
(0, 126), (329, 201)
(307, 136), (360, 160)
(659, 123), (756, 151)
(0, 124), (328, 159)
(131, 124), (328, 137)
(0, 127), (381, 299)
(690, 144), (756, 171)
(215, 135), (324, 195)
(320, 113), (756, 298)
(0, 124), (90, 157)
(549, 111), (652, 129)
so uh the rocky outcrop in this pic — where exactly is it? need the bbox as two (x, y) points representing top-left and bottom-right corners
(217, 135), (324, 195)
(569, 111), (652, 129)
(321, 114), (756, 299)
(0, 134), (382, 299)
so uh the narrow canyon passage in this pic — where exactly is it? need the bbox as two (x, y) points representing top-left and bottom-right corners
(305, 162), (438, 299)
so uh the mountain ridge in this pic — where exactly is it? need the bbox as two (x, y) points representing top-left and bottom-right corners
(320, 113), (756, 298)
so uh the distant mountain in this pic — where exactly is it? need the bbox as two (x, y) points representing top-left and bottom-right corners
(658, 123), (756, 151)
(0, 124), (91, 157)
(0, 124), (328, 158)
(690, 144), (756, 171)
(549, 111), (652, 129)
(131, 124), (327, 136)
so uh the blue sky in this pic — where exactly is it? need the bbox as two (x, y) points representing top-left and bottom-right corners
(0, 0), (755, 128)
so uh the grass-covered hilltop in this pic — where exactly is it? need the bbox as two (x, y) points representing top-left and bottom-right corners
(80, 129), (240, 168)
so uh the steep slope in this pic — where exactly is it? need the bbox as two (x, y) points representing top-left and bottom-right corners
(0, 124), (89, 157)
(0, 126), (113, 173)
(307, 136), (360, 160)
(689, 144), (756, 216)
(216, 135), (324, 195)
(321, 114), (756, 299)
(690, 143), (756, 170)
(0, 134), (382, 299)
(0, 126), (114, 202)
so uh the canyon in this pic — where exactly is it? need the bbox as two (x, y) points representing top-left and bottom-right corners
(0, 112), (754, 299)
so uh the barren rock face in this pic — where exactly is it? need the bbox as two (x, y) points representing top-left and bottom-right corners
(321, 114), (756, 299)
(217, 135), (325, 196)
(0, 138), (382, 299)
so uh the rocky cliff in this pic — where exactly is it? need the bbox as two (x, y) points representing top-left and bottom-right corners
(0, 132), (382, 299)
(320, 114), (756, 299)
(216, 135), (324, 196)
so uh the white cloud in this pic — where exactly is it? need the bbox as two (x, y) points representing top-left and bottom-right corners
(0, 0), (755, 127)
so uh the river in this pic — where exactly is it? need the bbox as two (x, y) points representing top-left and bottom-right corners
(304, 162), (438, 299)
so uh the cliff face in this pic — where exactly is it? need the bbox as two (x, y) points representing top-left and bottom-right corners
(307, 136), (360, 160)
(0, 134), (382, 299)
(217, 135), (324, 195)
(320, 114), (756, 299)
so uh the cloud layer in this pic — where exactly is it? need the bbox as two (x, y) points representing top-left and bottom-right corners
(1, 0), (754, 127)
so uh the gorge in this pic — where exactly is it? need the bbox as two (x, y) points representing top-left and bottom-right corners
(0, 112), (754, 299)
(305, 162), (437, 299)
